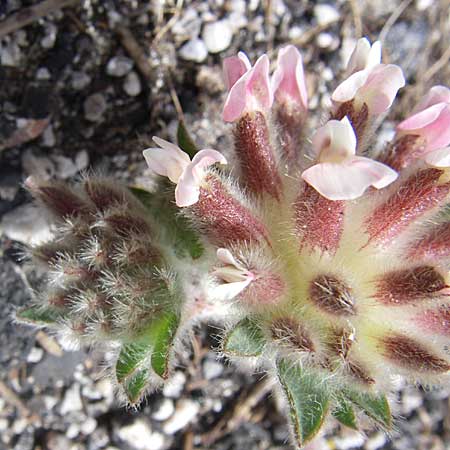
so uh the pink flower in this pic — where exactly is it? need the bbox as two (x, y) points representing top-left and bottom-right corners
(271, 45), (308, 113)
(397, 86), (450, 164)
(222, 53), (273, 122)
(143, 137), (227, 207)
(332, 39), (405, 114)
(213, 248), (255, 300)
(301, 117), (398, 200)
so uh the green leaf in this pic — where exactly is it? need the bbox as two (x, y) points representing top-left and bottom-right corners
(122, 367), (149, 405)
(116, 341), (152, 383)
(333, 395), (358, 430)
(145, 311), (179, 379)
(277, 359), (330, 447)
(223, 318), (266, 357)
(344, 390), (392, 429)
(16, 305), (62, 325)
(177, 120), (198, 158)
(129, 187), (204, 259)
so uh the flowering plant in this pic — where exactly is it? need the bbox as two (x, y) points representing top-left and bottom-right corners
(17, 38), (450, 448)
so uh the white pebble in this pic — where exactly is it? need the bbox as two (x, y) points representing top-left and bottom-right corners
(106, 56), (134, 77)
(60, 383), (83, 415)
(314, 4), (340, 26)
(179, 38), (208, 63)
(151, 398), (175, 421)
(202, 20), (233, 53)
(163, 399), (199, 434)
(27, 347), (44, 364)
(123, 71), (142, 96)
(163, 371), (186, 398)
(117, 419), (160, 450)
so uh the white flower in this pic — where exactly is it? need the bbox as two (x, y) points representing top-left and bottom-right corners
(301, 117), (398, 200)
(213, 248), (255, 300)
(143, 137), (227, 207)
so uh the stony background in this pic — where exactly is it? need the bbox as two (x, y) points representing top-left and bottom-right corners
(0, 1), (449, 449)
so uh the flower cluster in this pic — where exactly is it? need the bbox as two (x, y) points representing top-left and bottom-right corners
(18, 38), (450, 449)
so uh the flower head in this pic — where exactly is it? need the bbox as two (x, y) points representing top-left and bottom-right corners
(396, 86), (450, 166)
(222, 53), (273, 122)
(143, 137), (227, 207)
(302, 117), (398, 200)
(332, 38), (405, 115)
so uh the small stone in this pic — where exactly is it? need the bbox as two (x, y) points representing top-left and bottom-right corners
(46, 433), (71, 450)
(401, 388), (423, 415)
(162, 371), (186, 398)
(172, 8), (201, 40)
(80, 417), (97, 435)
(75, 150), (89, 172)
(27, 347), (44, 364)
(202, 21), (233, 53)
(36, 67), (51, 80)
(66, 423), (80, 439)
(12, 418), (28, 435)
(123, 71), (142, 97)
(41, 24), (57, 49)
(88, 427), (110, 449)
(316, 32), (338, 50)
(0, 204), (53, 246)
(314, 4), (340, 26)
(52, 155), (79, 179)
(60, 383), (83, 415)
(84, 93), (107, 122)
(163, 399), (199, 434)
(106, 56), (134, 77)
(365, 431), (387, 450)
(1, 39), (22, 67)
(42, 125), (56, 147)
(0, 419), (8, 432)
(117, 419), (159, 450)
(179, 38), (208, 63)
(151, 398), (175, 421)
(71, 72), (91, 90)
(202, 359), (223, 380)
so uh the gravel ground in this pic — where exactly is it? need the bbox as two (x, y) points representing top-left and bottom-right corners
(0, 1), (450, 449)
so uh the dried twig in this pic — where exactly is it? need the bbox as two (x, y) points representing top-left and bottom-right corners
(422, 45), (450, 83)
(116, 26), (153, 82)
(152, 0), (184, 46)
(0, 380), (31, 417)
(348, 0), (362, 38)
(379, 0), (413, 44)
(0, 118), (50, 153)
(0, 0), (80, 39)
(201, 376), (274, 446)
(36, 330), (63, 357)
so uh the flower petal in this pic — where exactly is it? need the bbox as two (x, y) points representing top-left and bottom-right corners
(347, 38), (381, 74)
(398, 103), (450, 151)
(413, 85), (450, 113)
(424, 147), (450, 167)
(246, 54), (273, 111)
(175, 149), (227, 207)
(357, 64), (405, 114)
(143, 137), (190, 183)
(217, 248), (243, 268)
(332, 70), (370, 103)
(301, 157), (397, 200)
(272, 45), (308, 110)
(313, 117), (356, 162)
(223, 52), (251, 91)
(213, 279), (253, 301)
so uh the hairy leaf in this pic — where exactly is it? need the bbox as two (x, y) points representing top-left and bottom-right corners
(223, 318), (266, 357)
(345, 389), (392, 429)
(333, 395), (358, 430)
(277, 359), (330, 447)
(16, 305), (62, 325)
(129, 186), (204, 259)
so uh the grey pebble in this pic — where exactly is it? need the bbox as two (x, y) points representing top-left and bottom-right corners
(123, 71), (142, 97)
(106, 56), (134, 77)
(84, 93), (107, 122)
